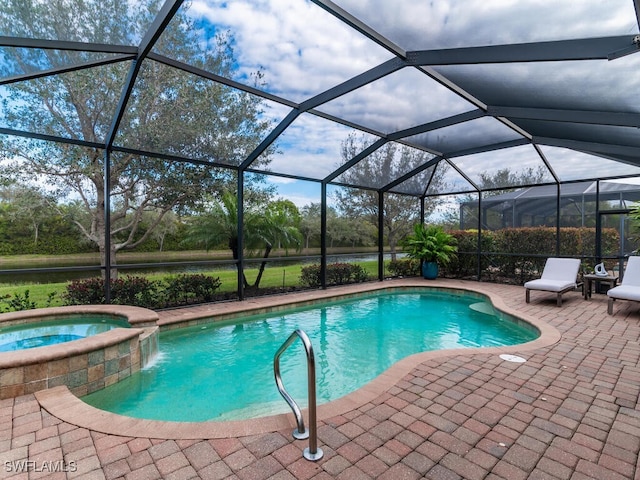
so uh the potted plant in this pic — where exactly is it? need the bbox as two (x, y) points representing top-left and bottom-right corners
(401, 224), (457, 279)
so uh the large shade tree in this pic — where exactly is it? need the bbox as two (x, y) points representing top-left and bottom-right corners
(0, 0), (275, 276)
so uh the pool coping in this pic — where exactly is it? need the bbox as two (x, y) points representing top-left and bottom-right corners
(34, 278), (561, 440)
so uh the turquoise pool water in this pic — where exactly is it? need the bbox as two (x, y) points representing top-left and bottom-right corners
(82, 289), (538, 422)
(0, 315), (130, 352)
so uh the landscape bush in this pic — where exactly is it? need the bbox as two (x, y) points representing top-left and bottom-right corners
(386, 258), (419, 277)
(300, 262), (369, 287)
(162, 274), (222, 306)
(440, 226), (620, 283)
(64, 273), (222, 308)
(0, 290), (56, 312)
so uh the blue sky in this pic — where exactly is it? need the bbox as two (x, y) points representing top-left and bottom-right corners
(183, 0), (640, 209)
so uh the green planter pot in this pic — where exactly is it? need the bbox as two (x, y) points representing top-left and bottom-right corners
(422, 261), (438, 279)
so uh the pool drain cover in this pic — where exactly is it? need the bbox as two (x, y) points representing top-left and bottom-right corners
(499, 354), (526, 363)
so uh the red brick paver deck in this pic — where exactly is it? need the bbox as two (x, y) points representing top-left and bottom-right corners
(2, 279), (640, 479)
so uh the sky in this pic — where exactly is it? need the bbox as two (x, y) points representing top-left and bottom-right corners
(4, 0), (640, 210)
(177, 0), (640, 209)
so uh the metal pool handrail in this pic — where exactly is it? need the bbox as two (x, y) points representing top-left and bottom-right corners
(273, 329), (323, 461)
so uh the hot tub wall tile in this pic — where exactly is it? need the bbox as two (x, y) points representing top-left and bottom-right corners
(118, 341), (130, 356)
(73, 385), (88, 397)
(48, 358), (70, 378)
(68, 369), (88, 389)
(104, 358), (120, 377)
(88, 364), (104, 383)
(24, 363), (47, 383)
(104, 345), (119, 361)
(0, 306), (159, 400)
(0, 383), (24, 399)
(131, 350), (141, 373)
(88, 350), (104, 367)
(87, 379), (105, 394)
(118, 357), (131, 374)
(24, 379), (47, 395)
(104, 372), (120, 387)
(48, 374), (69, 389)
(0, 366), (24, 386)
(69, 354), (88, 372)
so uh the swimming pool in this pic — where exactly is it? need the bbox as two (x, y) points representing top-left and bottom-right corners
(0, 314), (130, 352)
(82, 289), (538, 422)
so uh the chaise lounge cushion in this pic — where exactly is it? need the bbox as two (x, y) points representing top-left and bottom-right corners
(606, 285), (640, 302)
(607, 256), (640, 314)
(524, 278), (576, 293)
(524, 257), (581, 306)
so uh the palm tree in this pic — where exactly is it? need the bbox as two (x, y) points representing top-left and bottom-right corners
(185, 192), (302, 289)
(250, 200), (302, 288)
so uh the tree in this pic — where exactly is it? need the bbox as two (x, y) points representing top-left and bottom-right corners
(299, 203), (322, 249)
(333, 134), (445, 259)
(0, 186), (55, 247)
(0, 0), (275, 277)
(142, 209), (180, 252)
(249, 199), (302, 288)
(184, 192), (302, 290)
(455, 166), (549, 229)
(478, 166), (548, 197)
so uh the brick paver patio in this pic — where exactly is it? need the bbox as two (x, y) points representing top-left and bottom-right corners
(1, 278), (640, 479)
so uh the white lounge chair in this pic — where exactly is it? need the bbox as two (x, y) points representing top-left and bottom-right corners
(607, 256), (640, 315)
(524, 257), (581, 307)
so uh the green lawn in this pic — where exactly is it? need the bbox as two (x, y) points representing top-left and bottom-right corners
(0, 260), (382, 310)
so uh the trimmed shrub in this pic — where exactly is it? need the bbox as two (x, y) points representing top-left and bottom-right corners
(162, 274), (222, 306)
(64, 277), (107, 305)
(387, 258), (419, 277)
(443, 230), (495, 278)
(64, 273), (222, 308)
(300, 262), (369, 288)
(110, 275), (158, 307)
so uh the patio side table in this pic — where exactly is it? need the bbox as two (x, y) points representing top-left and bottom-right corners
(583, 273), (619, 300)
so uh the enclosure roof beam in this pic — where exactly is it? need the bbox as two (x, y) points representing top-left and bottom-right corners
(446, 138), (530, 159)
(0, 55), (134, 86)
(534, 137), (640, 164)
(105, 0), (184, 150)
(0, 127), (103, 149)
(239, 58), (404, 171)
(149, 52), (297, 108)
(299, 58), (406, 111)
(0, 36), (138, 54)
(488, 106), (640, 127)
(310, 0), (406, 58)
(324, 138), (389, 184)
(239, 109), (301, 171)
(388, 109), (486, 142)
(381, 156), (443, 193)
(407, 36), (636, 65)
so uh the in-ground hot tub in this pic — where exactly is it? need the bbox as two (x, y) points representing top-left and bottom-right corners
(0, 314), (130, 352)
(0, 305), (159, 399)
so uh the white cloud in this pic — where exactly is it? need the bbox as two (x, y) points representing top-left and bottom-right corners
(190, 0), (391, 102)
(333, 0), (638, 50)
(185, 0), (640, 187)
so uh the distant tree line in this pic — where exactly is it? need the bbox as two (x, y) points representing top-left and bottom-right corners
(0, 185), (384, 257)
